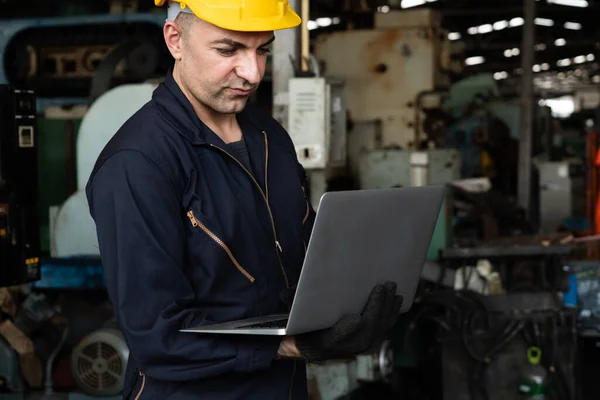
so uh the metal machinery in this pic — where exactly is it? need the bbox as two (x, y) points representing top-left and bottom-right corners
(436, 245), (580, 400)
(290, 8), (464, 399)
(0, 12), (167, 104)
(296, 8), (580, 400)
(313, 9), (453, 152)
(0, 85), (41, 287)
(0, 83), (154, 399)
(297, 7), (460, 206)
(71, 327), (129, 398)
(302, 8), (460, 261)
(50, 82), (156, 258)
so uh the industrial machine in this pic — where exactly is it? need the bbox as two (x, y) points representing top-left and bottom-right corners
(313, 8), (454, 151)
(294, 9), (463, 399)
(0, 12), (167, 101)
(0, 85), (41, 288)
(50, 82), (156, 258)
(71, 326), (129, 398)
(0, 78), (153, 398)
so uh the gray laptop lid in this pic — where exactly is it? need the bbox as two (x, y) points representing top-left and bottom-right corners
(285, 185), (445, 336)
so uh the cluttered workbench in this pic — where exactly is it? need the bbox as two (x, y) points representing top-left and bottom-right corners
(440, 234), (574, 293)
(389, 234), (585, 400)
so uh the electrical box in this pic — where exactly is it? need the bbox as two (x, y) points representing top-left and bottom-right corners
(288, 77), (346, 169)
(0, 85), (41, 288)
(537, 161), (574, 232)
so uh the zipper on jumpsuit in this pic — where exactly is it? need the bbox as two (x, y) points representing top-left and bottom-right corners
(208, 134), (289, 288)
(187, 210), (255, 282)
(134, 371), (146, 400)
(209, 131), (297, 399)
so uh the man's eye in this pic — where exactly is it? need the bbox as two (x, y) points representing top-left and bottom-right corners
(217, 48), (236, 56)
(257, 48), (271, 55)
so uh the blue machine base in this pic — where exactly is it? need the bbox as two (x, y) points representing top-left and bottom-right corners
(32, 257), (105, 290)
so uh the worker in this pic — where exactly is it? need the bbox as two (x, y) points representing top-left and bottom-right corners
(85, 0), (402, 399)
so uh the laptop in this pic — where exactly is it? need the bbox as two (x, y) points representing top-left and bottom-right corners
(181, 185), (445, 336)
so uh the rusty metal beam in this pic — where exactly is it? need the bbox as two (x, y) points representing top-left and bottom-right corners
(272, 0), (301, 129)
(518, 0), (536, 222)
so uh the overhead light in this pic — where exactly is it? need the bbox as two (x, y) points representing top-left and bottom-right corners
(564, 22), (582, 30)
(541, 63), (550, 70)
(535, 43), (547, 51)
(493, 20), (509, 30)
(557, 58), (572, 67)
(510, 17), (525, 27)
(494, 71), (508, 80)
(555, 38), (567, 46)
(467, 19), (534, 36)
(535, 18), (554, 26)
(593, 75), (600, 83)
(332, 17), (341, 24)
(465, 56), (485, 66)
(307, 20), (318, 30)
(478, 24), (493, 34)
(574, 55), (587, 64)
(503, 48), (520, 57)
(448, 32), (461, 41)
(548, 0), (588, 7)
(316, 17), (332, 27)
(377, 5), (390, 13)
(587, 53), (595, 61)
(401, 0), (438, 9)
(533, 64), (542, 72)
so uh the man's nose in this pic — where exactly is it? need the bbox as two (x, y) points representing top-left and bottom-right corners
(235, 54), (262, 86)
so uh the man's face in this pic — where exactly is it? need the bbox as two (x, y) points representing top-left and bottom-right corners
(174, 18), (274, 115)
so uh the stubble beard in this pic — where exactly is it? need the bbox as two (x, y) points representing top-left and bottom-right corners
(204, 85), (256, 115)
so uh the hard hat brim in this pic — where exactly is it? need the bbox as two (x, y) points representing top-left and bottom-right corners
(186, 4), (302, 32)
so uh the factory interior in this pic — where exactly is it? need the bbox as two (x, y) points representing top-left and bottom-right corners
(1, 0), (600, 399)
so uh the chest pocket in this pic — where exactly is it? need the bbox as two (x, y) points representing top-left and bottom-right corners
(186, 208), (255, 283)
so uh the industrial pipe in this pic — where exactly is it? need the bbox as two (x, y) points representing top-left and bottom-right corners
(301, 0), (309, 71)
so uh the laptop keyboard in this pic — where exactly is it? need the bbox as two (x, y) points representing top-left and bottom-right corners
(235, 319), (288, 329)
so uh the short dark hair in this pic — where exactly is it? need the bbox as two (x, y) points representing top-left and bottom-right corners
(175, 12), (197, 40)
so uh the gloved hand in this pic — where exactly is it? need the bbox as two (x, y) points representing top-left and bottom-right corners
(292, 281), (402, 362)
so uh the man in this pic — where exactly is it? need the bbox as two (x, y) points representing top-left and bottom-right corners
(86, 0), (402, 399)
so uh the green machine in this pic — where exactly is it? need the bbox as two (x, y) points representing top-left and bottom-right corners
(36, 117), (83, 253)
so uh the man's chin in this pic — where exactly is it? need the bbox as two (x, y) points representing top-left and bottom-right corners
(218, 98), (249, 114)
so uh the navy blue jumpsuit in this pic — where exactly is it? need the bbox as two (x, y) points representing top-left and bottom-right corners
(86, 70), (317, 399)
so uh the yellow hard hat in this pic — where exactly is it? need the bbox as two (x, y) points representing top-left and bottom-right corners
(155, 0), (301, 32)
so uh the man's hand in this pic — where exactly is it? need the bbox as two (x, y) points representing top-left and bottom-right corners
(277, 336), (301, 359)
(292, 282), (402, 363)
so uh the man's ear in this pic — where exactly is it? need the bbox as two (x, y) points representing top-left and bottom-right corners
(164, 21), (183, 60)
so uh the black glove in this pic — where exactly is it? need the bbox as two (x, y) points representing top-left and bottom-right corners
(293, 281), (403, 363)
